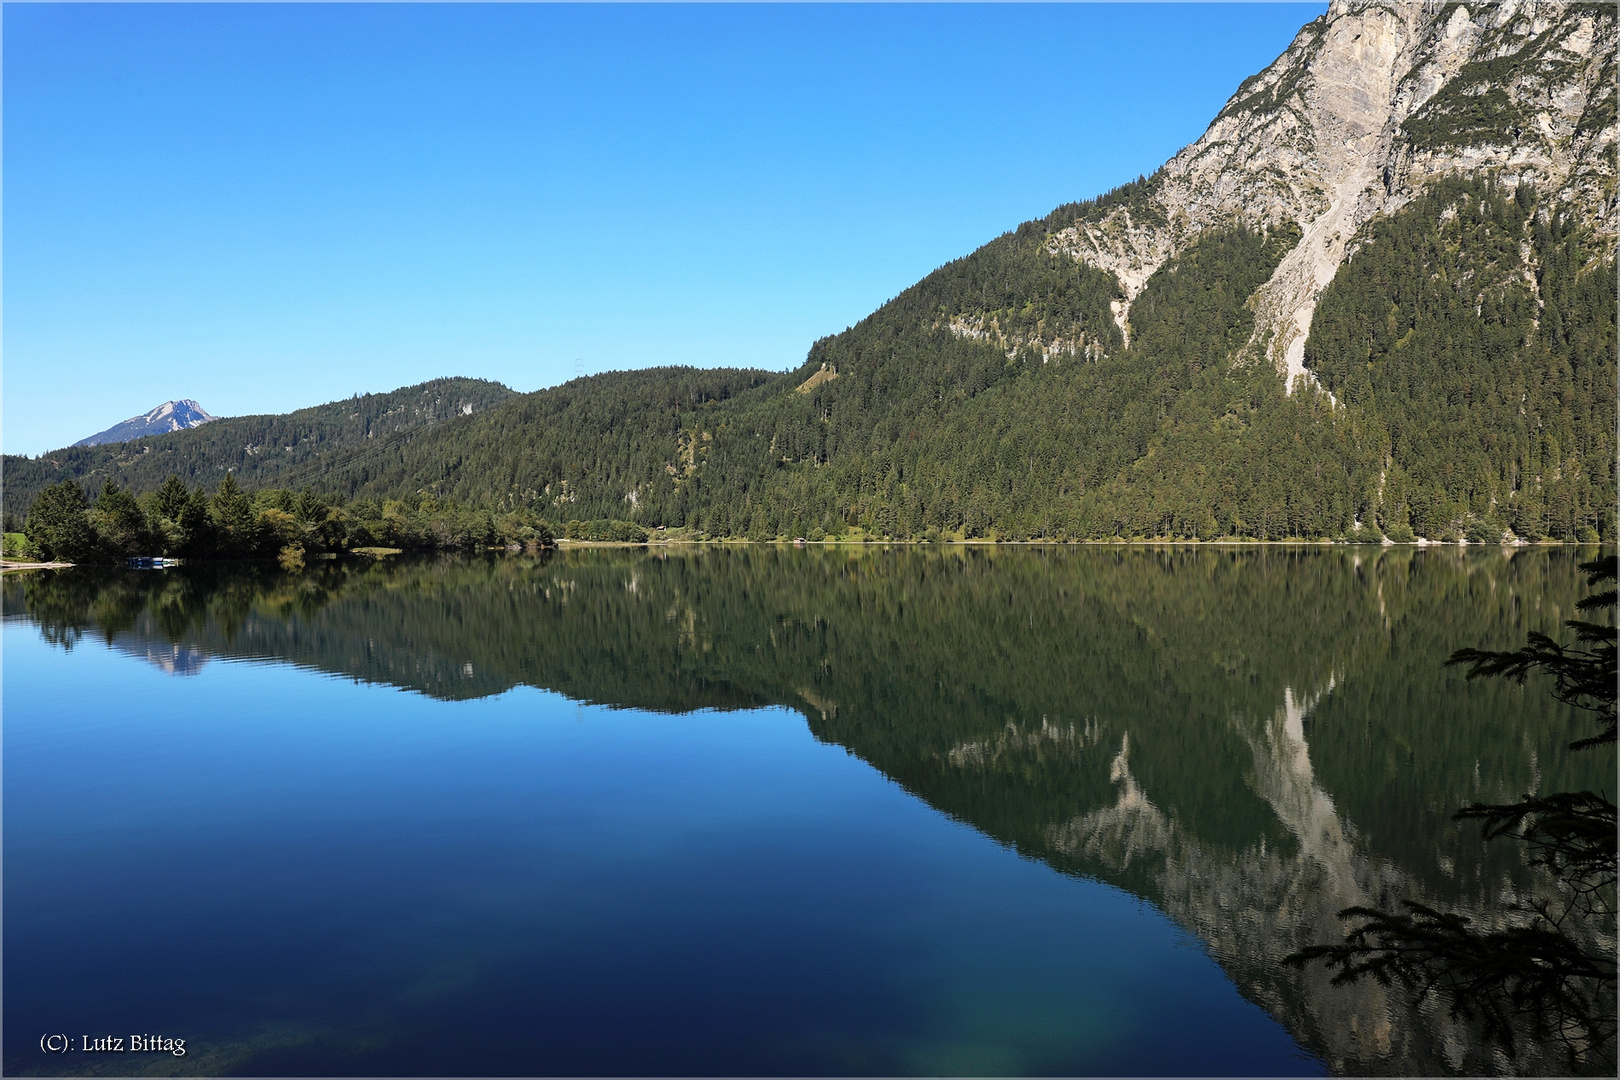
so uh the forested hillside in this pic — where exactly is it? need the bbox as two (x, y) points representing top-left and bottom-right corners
(1305, 178), (1615, 542)
(247, 1), (1619, 544)
(2, 377), (514, 522)
(265, 186), (1609, 543)
(9, 1), (1614, 548)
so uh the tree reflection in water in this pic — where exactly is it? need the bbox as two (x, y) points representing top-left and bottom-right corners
(6, 545), (1612, 1075)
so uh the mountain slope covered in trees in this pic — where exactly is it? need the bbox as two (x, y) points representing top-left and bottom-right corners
(312, 0), (1617, 543)
(2, 377), (515, 523)
(10, 0), (1615, 547)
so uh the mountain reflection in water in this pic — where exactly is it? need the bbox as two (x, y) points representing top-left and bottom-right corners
(4, 545), (1612, 1075)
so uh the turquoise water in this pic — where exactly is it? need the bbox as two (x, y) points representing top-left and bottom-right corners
(4, 547), (1608, 1075)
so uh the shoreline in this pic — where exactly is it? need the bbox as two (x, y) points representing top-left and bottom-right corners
(3, 538), (1603, 574)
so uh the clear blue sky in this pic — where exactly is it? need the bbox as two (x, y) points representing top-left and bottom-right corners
(3, 2), (1324, 456)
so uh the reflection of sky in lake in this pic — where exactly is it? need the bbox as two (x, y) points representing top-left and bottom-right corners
(3, 623), (1319, 1076)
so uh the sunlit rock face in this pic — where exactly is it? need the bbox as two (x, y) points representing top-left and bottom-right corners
(1047, 0), (1616, 388)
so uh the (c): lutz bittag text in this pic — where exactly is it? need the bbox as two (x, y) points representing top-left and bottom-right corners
(40, 1034), (186, 1056)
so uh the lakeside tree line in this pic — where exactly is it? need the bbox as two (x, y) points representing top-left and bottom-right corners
(13, 473), (568, 563)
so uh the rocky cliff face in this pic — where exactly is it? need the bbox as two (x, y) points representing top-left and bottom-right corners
(1045, 0), (1616, 389)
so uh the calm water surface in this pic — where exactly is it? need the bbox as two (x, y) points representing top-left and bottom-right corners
(3, 546), (1609, 1076)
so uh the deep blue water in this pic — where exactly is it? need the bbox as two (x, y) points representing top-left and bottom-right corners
(4, 617), (1315, 1076)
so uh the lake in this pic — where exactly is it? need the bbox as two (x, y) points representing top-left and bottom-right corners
(3, 545), (1611, 1076)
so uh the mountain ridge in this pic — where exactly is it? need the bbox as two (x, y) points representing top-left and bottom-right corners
(73, 399), (218, 447)
(2, 377), (517, 521)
